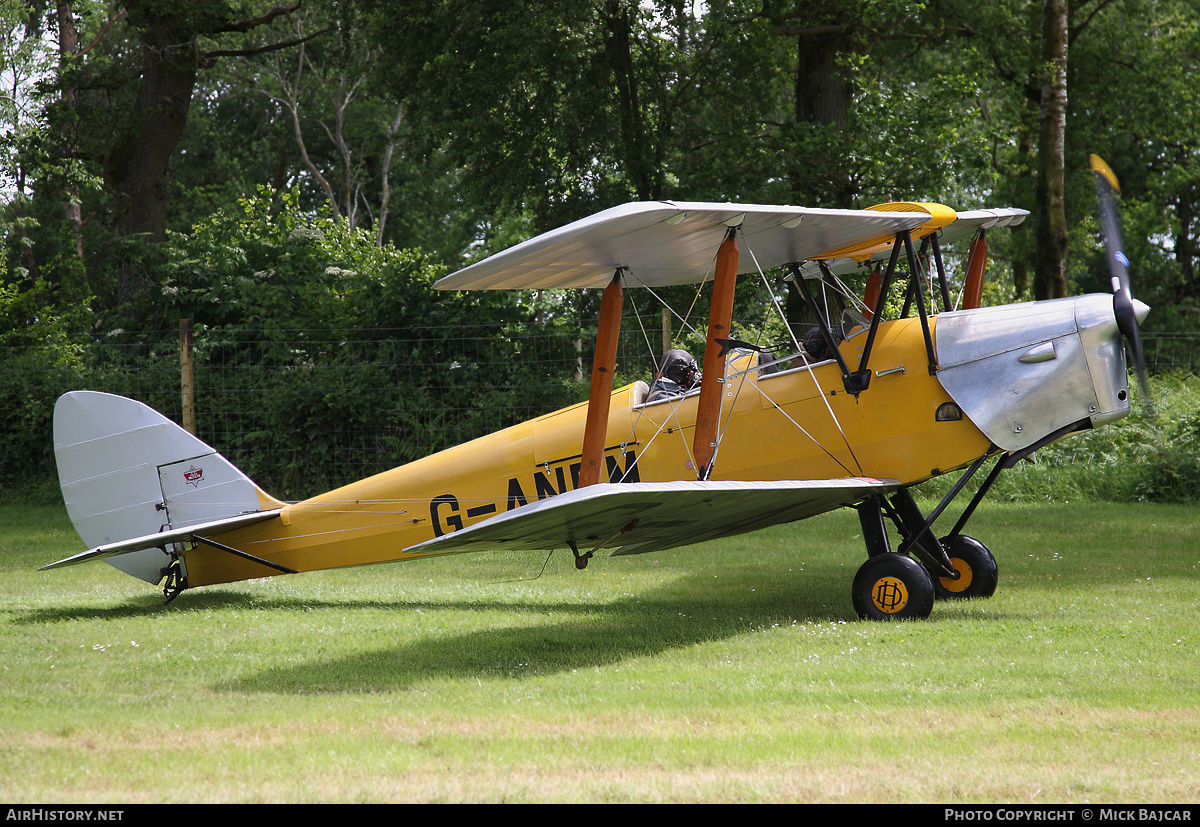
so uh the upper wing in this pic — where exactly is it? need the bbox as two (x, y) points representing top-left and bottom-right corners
(434, 201), (933, 291)
(793, 207), (1029, 280)
(402, 478), (898, 558)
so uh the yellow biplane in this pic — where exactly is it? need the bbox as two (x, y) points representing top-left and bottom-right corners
(42, 159), (1148, 620)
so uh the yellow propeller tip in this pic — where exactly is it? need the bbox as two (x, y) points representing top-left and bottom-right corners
(1089, 154), (1121, 193)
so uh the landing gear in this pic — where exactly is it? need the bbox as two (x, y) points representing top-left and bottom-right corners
(162, 556), (188, 605)
(852, 553), (935, 621)
(930, 535), (997, 600)
(852, 485), (1000, 621)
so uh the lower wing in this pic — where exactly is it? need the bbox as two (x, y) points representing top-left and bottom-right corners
(403, 478), (898, 558)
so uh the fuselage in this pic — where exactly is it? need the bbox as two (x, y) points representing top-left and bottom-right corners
(182, 293), (1135, 587)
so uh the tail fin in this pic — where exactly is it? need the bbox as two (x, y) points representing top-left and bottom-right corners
(52, 391), (282, 584)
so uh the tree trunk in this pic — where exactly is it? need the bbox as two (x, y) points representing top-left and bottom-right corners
(376, 103), (404, 246)
(794, 31), (851, 131)
(1176, 190), (1196, 300)
(55, 0), (86, 272)
(1013, 260), (1030, 299)
(793, 29), (854, 207)
(1034, 0), (1069, 300)
(102, 22), (198, 303)
(603, 0), (657, 200)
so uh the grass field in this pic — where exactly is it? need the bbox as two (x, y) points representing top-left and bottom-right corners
(1, 498), (1198, 803)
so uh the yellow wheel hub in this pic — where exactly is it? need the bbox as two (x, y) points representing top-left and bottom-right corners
(939, 558), (974, 594)
(871, 576), (909, 614)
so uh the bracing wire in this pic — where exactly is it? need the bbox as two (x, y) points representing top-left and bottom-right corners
(624, 271), (709, 347)
(744, 243), (864, 476)
(626, 287), (663, 374)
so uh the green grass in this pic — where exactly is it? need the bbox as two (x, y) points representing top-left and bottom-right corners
(1, 499), (1198, 802)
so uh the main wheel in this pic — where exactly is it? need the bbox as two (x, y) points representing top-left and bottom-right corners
(931, 535), (998, 600)
(852, 554), (935, 621)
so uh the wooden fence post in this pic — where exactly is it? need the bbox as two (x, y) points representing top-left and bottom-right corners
(180, 318), (196, 435)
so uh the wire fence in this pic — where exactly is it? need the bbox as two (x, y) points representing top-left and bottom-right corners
(1143, 334), (1200, 374)
(4, 319), (1197, 497)
(0, 313), (681, 497)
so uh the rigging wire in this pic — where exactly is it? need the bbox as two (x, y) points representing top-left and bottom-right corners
(624, 271), (708, 347)
(628, 387), (700, 473)
(745, 243), (864, 476)
(753, 382), (858, 476)
(626, 287), (663, 374)
(621, 269), (703, 471)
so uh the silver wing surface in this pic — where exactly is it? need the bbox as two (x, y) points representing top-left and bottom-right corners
(434, 201), (931, 291)
(403, 479), (898, 558)
(39, 509), (282, 571)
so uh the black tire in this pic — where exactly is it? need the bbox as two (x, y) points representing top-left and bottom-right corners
(931, 535), (998, 600)
(852, 554), (935, 621)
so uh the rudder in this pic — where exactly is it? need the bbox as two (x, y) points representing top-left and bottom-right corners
(53, 391), (281, 584)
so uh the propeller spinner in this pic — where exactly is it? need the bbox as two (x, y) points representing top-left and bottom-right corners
(1090, 154), (1153, 415)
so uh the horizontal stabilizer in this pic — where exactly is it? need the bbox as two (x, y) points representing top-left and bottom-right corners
(403, 478), (897, 558)
(39, 509), (282, 571)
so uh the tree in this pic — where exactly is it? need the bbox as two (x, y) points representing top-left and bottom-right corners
(36, 0), (314, 305)
(1067, 0), (1200, 329)
(370, 0), (698, 231)
(1, 0), (52, 286)
(0, 0), (103, 315)
(230, 3), (405, 237)
(1033, 0), (1069, 299)
(718, 0), (974, 207)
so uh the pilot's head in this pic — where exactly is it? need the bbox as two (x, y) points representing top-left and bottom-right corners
(661, 349), (700, 390)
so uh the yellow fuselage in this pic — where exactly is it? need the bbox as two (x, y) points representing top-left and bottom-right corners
(184, 315), (991, 586)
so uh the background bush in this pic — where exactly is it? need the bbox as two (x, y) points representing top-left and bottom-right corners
(916, 372), (1200, 505)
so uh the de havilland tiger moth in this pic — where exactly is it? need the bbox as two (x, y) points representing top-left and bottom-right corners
(42, 156), (1149, 620)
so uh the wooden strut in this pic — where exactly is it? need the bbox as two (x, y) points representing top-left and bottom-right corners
(863, 266), (883, 320)
(579, 271), (625, 488)
(693, 228), (740, 480)
(962, 229), (988, 310)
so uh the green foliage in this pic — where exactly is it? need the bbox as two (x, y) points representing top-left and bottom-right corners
(918, 372), (1200, 505)
(4, 0), (1200, 510)
(0, 188), (596, 497)
(1110, 373), (1200, 503)
(0, 261), (94, 485)
(0, 349), (74, 484)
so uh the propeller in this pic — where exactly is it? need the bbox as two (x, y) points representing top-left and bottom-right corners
(1090, 154), (1153, 416)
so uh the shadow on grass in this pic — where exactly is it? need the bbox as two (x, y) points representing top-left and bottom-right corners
(214, 568), (890, 694)
(9, 588), (270, 623)
(16, 500), (1194, 695)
